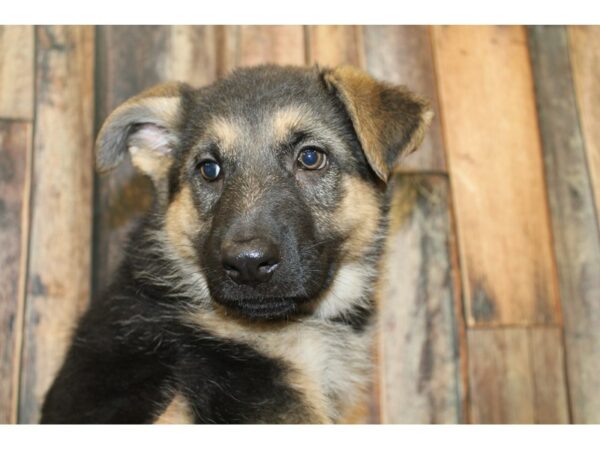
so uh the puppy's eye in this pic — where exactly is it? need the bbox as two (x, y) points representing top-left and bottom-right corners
(199, 160), (221, 181)
(297, 147), (327, 170)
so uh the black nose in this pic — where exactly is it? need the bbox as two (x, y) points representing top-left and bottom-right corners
(221, 238), (280, 285)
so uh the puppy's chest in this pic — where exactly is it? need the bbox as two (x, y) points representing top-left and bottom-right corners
(187, 310), (374, 422)
(265, 323), (373, 420)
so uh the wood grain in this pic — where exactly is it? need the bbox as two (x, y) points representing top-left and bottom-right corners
(238, 26), (305, 66)
(363, 26), (446, 172)
(215, 25), (239, 77)
(569, 26), (600, 238)
(467, 327), (569, 424)
(166, 26), (218, 88)
(0, 121), (32, 423)
(19, 26), (94, 423)
(378, 175), (464, 423)
(307, 25), (363, 67)
(529, 25), (600, 423)
(432, 26), (561, 326)
(0, 26), (34, 120)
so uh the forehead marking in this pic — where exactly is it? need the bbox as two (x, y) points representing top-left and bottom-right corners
(272, 106), (311, 142)
(206, 116), (241, 151)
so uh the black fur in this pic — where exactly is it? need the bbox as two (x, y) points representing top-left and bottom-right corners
(42, 224), (311, 424)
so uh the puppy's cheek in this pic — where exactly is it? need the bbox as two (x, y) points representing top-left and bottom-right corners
(165, 185), (203, 262)
(335, 177), (382, 261)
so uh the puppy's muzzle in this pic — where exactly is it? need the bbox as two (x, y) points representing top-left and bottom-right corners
(221, 237), (280, 285)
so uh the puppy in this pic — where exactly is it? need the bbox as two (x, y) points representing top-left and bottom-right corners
(41, 65), (432, 423)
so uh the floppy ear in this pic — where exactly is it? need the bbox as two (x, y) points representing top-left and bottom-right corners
(323, 66), (433, 182)
(95, 82), (186, 182)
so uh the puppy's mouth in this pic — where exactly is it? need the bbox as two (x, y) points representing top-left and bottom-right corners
(204, 257), (339, 321)
(215, 296), (305, 320)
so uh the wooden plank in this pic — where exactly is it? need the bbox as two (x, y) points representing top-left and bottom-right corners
(215, 25), (239, 77)
(218, 25), (305, 74)
(569, 27), (600, 238)
(94, 26), (219, 297)
(307, 25), (363, 67)
(19, 26), (94, 423)
(0, 26), (34, 120)
(432, 26), (561, 326)
(0, 121), (32, 423)
(166, 26), (218, 87)
(238, 26), (305, 67)
(378, 175), (464, 423)
(363, 26), (446, 172)
(529, 25), (600, 423)
(467, 327), (569, 424)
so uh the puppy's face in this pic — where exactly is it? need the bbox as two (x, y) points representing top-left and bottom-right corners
(96, 66), (432, 320)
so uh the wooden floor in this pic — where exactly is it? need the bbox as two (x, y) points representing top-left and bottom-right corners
(1, 25), (599, 424)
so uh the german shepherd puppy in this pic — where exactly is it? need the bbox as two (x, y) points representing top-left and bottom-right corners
(41, 65), (432, 424)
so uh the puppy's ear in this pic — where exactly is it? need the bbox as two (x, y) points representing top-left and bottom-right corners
(95, 82), (186, 182)
(323, 66), (433, 182)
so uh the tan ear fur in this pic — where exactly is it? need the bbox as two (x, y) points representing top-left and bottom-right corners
(323, 66), (433, 182)
(95, 82), (186, 180)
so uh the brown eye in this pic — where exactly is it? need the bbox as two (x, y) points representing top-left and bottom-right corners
(297, 147), (327, 170)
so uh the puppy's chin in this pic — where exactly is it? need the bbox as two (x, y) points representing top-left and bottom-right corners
(212, 296), (304, 320)
(203, 261), (339, 321)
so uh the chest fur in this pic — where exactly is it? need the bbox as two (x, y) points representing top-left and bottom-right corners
(186, 309), (375, 423)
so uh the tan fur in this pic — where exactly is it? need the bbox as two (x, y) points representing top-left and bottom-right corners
(272, 105), (310, 142)
(336, 177), (381, 261)
(324, 65), (433, 182)
(182, 262), (375, 423)
(206, 116), (242, 151)
(130, 146), (171, 182)
(154, 393), (194, 424)
(313, 262), (373, 320)
(165, 186), (201, 262)
(268, 105), (347, 154)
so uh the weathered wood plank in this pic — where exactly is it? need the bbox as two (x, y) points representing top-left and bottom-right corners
(0, 121), (32, 423)
(432, 25), (561, 326)
(19, 26), (95, 423)
(569, 26), (600, 238)
(363, 26), (446, 172)
(378, 175), (464, 423)
(215, 25), (239, 77)
(0, 26), (34, 120)
(238, 26), (305, 67)
(307, 25), (363, 67)
(166, 26), (218, 87)
(529, 25), (600, 423)
(467, 327), (569, 424)
(94, 26), (219, 298)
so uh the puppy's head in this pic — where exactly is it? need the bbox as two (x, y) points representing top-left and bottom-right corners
(96, 65), (432, 320)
